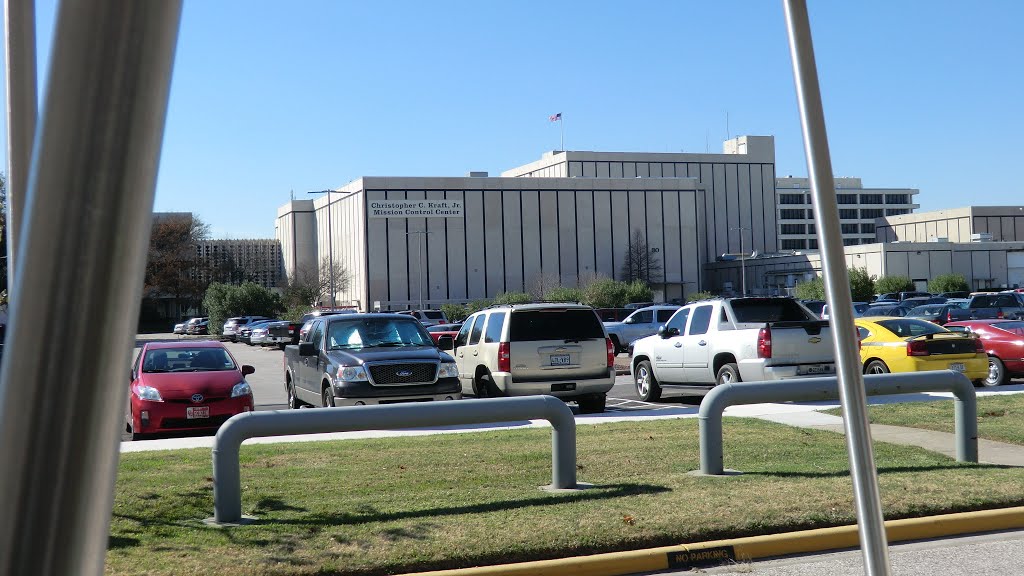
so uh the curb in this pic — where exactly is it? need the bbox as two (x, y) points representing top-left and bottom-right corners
(398, 507), (1024, 576)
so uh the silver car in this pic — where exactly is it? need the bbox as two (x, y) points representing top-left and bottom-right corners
(603, 305), (680, 354)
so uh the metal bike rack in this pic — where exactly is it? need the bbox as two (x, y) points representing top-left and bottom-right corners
(211, 396), (580, 524)
(698, 371), (978, 476)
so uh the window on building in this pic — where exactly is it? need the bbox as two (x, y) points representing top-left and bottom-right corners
(860, 208), (884, 219)
(807, 223), (816, 235)
(837, 194), (857, 204)
(780, 224), (805, 235)
(885, 194), (909, 204)
(805, 194), (812, 204)
(886, 208), (909, 216)
(781, 239), (807, 250)
(860, 194), (883, 204)
(839, 209), (858, 219)
(808, 238), (818, 249)
(779, 209), (805, 220)
(843, 238), (860, 246)
(780, 193), (804, 205)
(841, 224), (860, 234)
(861, 223), (875, 234)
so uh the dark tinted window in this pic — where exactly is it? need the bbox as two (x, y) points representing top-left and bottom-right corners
(454, 319), (473, 348)
(656, 309), (677, 322)
(309, 321), (324, 349)
(509, 309), (603, 341)
(484, 312), (506, 343)
(732, 299), (813, 323)
(468, 315), (485, 345)
(993, 321), (1024, 336)
(875, 319), (946, 337)
(423, 311), (445, 319)
(667, 308), (690, 333)
(687, 305), (713, 335)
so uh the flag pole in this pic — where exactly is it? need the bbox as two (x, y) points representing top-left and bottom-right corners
(560, 116), (564, 151)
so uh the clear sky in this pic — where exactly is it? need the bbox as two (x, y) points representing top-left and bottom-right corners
(3, 1), (1023, 239)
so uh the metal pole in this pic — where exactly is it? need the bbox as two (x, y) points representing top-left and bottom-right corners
(3, 0), (38, 298)
(730, 226), (749, 296)
(782, 1), (892, 574)
(418, 232), (424, 310)
(327, 189), (335, 308)
(0, 3), (181, 576)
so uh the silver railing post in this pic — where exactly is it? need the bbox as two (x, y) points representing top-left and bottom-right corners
(782, 1), (892, 574)
(211, 397), (579, 524)
(0, 3), (182, 576)
(3, 0), (37, 294)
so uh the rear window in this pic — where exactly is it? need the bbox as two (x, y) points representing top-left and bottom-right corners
(509, 309), (603, 342)
(656, 309), (676, 322)
(907, 305), (942, 317)
(731, 299), (812, 323)
(423, 311), (445, 320)
(972, 295), (1018, 307)
(993, 321), (1024, 336)
(875, 319), (947, 338)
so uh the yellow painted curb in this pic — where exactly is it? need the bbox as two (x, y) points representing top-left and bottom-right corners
(400, 507), (1024, 576)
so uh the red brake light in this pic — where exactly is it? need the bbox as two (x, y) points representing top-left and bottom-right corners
(975, 338), (985, 354)
(907, 340), (930, 356)
(498, 342), (511, 372)
(947, 312), (953, 323)
(606, 338), (615, 368)
(997, 310), (1005, 319)
(757, 326), (772, 359)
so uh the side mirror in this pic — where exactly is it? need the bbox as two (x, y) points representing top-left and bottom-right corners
(437, 335), (454, 351)
(298, 342), (317, 356)
(241, 364), (256, 376)
(658, 325), (679, 339)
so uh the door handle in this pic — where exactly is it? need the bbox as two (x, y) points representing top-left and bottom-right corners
(698, 340), (707, 346)
(472, 350), (479, 356)
(674, 342), (682, 348)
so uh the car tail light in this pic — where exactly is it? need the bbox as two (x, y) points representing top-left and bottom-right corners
(498, 342), (511, 372)
(606, 338), (615, 368)
(907, 340), (930, 356)
(757, 326), (772, 359)
(975, 338), (985, 354)
(997, 310), (1005, 319)
(947, 312), (953, 323)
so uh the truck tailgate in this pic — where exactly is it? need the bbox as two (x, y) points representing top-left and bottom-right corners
(765, 321), (833, 365)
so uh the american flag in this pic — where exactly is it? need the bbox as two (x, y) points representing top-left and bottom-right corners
(549, 112), (561, 122)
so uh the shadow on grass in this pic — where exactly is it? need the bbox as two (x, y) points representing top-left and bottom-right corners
(744, 462), (1010, 479)
(108, 535), (140, 549)
(263, 482), (669, 528)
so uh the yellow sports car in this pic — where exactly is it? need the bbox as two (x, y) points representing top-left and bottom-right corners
(855, 317), (988, 383)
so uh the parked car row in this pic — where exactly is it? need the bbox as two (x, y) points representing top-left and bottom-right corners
(172, 316), (208, 335)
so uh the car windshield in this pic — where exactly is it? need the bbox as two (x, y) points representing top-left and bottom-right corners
(875, 319), (948, 338)
(142, 347), (236, 373)
(326, 317), (434, 349)
(509, 309), (604, 341)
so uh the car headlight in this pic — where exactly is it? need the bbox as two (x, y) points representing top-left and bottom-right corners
(437, 362), (459, 378)
(135, 385), (162, 401)
(337, 365), (369, 381)
(231, 382), (252, 398)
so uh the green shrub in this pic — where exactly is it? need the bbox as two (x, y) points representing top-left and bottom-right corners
(848, 267), (877, 302)
(544, 286), (584, 303)
(623, 280), (653, 304)
(493, 292), (532, 305)
(465, 299), (493, 315)
(875, 275), (914, 295)
(203, 282), (283, 337)
(582, 278), (629, 308)
(686, 291), (715, 303)
(441, 303), (469, 323)
(793, 276), (826, 300)
(929, 273), (969, 294)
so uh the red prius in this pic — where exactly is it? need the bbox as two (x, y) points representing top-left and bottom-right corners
(126, 341), (255, 440)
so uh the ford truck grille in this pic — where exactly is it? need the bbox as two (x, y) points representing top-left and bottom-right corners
(367, 362), (438, 386)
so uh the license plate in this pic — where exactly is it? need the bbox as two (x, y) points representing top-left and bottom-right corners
(806, 364), (833, 374)
(550, 354), (571, 366)
(186, 406), (210, 419)
(949, 363), (966, 372)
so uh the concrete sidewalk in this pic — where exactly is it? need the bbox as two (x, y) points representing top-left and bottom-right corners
(758, 410), (1024, 467)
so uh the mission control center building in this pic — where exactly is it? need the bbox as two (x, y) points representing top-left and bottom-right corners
(275, 135), (789, 312)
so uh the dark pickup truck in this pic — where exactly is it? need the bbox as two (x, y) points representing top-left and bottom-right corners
(283, 313), (462, 408)
(948, 292), (1024, 322)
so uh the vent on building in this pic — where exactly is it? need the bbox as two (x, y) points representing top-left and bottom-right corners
(971, 233), (993, 242)
(466, 171), (489, 177)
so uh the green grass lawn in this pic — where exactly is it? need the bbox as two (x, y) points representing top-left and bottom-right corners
(825, 393), (1024, 445)
(108, 418), (1024, 576)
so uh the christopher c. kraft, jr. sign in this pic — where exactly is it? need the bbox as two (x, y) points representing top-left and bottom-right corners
(369, 200), (464, 218)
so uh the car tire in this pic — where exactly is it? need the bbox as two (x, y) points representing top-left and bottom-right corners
(634, 360), (662, 402)
(715, 363), (741, 385)
(287, 382), (303, 409)
(984, 356), (1007, 387)
(474, 373), (502, 398)
(322, 385), (336, 407)
(864, 360), (890, 374)
(578, 393), (607, 414)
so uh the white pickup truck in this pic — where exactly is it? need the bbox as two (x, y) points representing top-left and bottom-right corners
(630, 297), (835, 401)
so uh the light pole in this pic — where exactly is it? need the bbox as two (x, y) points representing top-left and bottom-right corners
(307, 189), (335, 308)
(406, 231), (432, 310)
(730, 226), (751, 296)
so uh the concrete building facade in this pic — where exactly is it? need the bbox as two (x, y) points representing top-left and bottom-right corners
(775, 177), (918, 249)
(195, 239), (286, 290)
(876, 206), (1024, 243)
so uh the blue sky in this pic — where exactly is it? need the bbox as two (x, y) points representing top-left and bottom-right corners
(3, 1), (1023, 238)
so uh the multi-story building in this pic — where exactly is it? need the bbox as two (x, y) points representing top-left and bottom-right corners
(195, 239), (285, 290)
(775, 177), (919, 249)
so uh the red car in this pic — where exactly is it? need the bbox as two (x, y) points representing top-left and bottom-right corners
(126, 341), (255, 440)
(945, 319), (1024, 387)
(426, 323), (463, 344)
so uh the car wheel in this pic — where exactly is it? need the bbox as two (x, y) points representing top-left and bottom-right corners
(715, 363), (741, 385)
(864, 360), (890, 375)
(984, 356), (1007, 387)
(635, 360), (662, 402)
(287, 382), (303, 409)
(474, 373), (502, 398)
(578, 393), (607, 414)
(609, 335), (622, 355)
(322, 385), (336, 407)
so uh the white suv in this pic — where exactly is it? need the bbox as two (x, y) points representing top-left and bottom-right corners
(438, 303), (615, 413)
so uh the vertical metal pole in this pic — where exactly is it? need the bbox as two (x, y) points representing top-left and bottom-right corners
(0, 3), (181, 576)
(327, 189), (336, 308)
(418, 232), (424, 310)
(3, 0), (37, 297)
(782, 1), (892, 575)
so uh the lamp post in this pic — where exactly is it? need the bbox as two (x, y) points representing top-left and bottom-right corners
(730, 226), (751, 296)
(307, 189), (335, 308)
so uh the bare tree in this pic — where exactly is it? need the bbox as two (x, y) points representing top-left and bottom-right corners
(619, 229), (662, 284)
(144, 214), (211, 316)
(285, 258), (350, 308)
